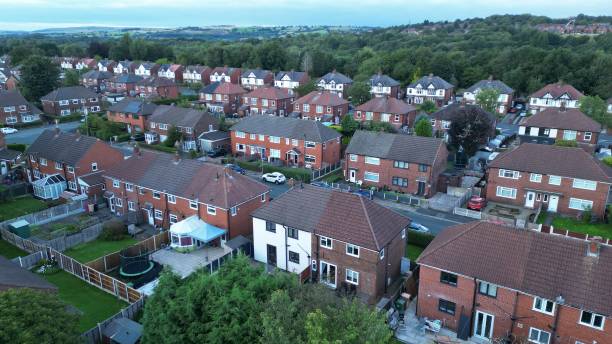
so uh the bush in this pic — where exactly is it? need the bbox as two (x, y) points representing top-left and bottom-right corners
(140, 143), (177, 154)
(408, 230), (435, 248)
(1, 120), (43, 129)
(554, 139), (578, 147)
(99, 220), (128, 241)
(603, 156), (612, 167)
(6, 144), (26, 152)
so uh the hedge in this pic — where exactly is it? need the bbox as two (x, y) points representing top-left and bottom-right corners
(6, 144), (26, 152)
(1, 120), (43, 129)
(235, 160), (312, 182)
(140, 143), (177, 154)
(408, 230), (435, 248)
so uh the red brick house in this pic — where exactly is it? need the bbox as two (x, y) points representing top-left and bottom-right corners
(417, 221), (612, 344)
(210, 67), (241, 84)
(183, 65), (212, 85)
(252, 184), (411, 304)
(354, 97), (417, 129)
(81, 70), (113, 92)
(486, 143), (612, 218)
(241, 87), (294, 116)
(345, 131), (448, 197)
(145, 105), (218, 152)
(230, 116), (342, 169)
(107, 98), (158, 134)
(369, 73), (400, 98)
(113, 60), (135, 75)
(430, 103), (497, 142)
(518, 107), (602, 152)
(105, 74), (143, 97)
(406, 74), (454, 107)
(96, 59), (116, 73)
(103, 149), (269, 242)
(529, 82), (584, 114)
(293, 91), (350, 123)
(25, 129), (123, 198)
(135, 77), (179, 99)
(40, 86), (101, 116)
(199, 82), (247, 115)
(0, 90), (42, 125)
(240, 69), (274, 90)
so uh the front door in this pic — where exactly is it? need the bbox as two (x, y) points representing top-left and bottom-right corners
(0, 161), (7, 175)
(548, 196), (559, 213)
(525, 191), (536, 208)
(267, 244), (277, 266)
(417, 181), (426, 196)
(474, 311), (494, 340)
(349, 169), (356, 183)
(109, 197), (115, 212)
(145, 209), (154, 225)
(320, 261), (337, 288)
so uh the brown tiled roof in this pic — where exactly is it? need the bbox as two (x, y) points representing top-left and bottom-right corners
(252, 184), (411, 251)
(356, 97), (416, 114)
(245, 87), (292, 100)
(40, 86), (99, 102)
(488, 143), (612, 182)
(0, 256), (58, 291)
(294, 91), (349, 107)
(103, 151), (268, 209)
(202, 82), (247, 95)
(231, 116), (341, 142)
(418, 221), (612, 316)
(530, 82), (584, 100)
(523, 108), (601, 132)
(26, 130), (110, 166)
(136, 77), (176, 87)
(149, 105), (217, 131)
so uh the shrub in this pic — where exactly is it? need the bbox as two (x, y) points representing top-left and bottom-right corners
(6, 144), (26, 152)
(603, 156), (612, 167)
(581, 206), (593, 224)
(235, 160), (312, 182)
(99, 220), (128, 241)
(140, 143), (177, 154)
(554, 139), (578, 147)
(408, 230), (435, 248)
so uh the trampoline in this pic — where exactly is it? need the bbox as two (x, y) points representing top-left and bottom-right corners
(119, 248), (154, 277)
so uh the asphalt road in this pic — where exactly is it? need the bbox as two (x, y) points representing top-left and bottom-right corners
(5, 122), (81, 145)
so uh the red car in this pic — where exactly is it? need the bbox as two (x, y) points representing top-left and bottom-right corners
(467, 196), (487, 211)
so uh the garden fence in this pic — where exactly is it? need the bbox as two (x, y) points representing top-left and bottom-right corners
(81, 297), (145, 344)
(311, 161), (342, 181)
(0, 182), (30, 202)
(37, 223), (103, 252)
(453, 207), (483, 220)
(0, 199), (86, 229)
(11, 250), (48, 269)
(87, 231), (169, 272)
(373, 190), (429, 208)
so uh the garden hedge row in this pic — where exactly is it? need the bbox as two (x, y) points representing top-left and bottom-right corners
(235, 160), (312, 182)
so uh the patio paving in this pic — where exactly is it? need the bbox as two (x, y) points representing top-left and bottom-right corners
(151, 245), (231, 278)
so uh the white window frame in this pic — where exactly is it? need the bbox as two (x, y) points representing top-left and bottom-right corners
(113, 180), (120, 188)
(572, 179), (597, 191)
(530, 173), (542, 183)
(235, 131), (246, 138)
(167, 194), (176, 204)
(91, 162), (98, 172)
(579, 310), (605, 330)
(305, 141), (316, 148)
(346, 244), (360, 258)
(568, 198), (593, 211)
(169, 214), (178, 224)
(498, 169), (519, 179)
(379, 248), (385, 260)
(153, 191), (161, 199)
(39, 158), (47, 166)
(496, 186), (517, 199)
(563, 130), (577, 141)
(528, 327), (550, 344)
(583, 132), (592, 141)
(115, 198), (123, 207)
(125, 183), (133, 192)
(349, 154), (357, 162)
(364, 172), (379, 182)
(532, 297), (555, 315)
(54, 161), (62, 170)
(365, 156), (380, 165)
(320, 236), (333, 249)
(230, 206), (237, 216)
(154, 209), (163, 220)
(207, 205), (216, 215)
(346, 269), (359, 285)
(189, 201), (198, 210)
(548, 175), (562, 186)
(128, 201), (135, 211)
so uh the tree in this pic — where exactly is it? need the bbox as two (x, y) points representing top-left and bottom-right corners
(20, 55), (60, 103)
(0, 289), (81, 344)
(414, 117), (433, 137)
(163, 126), (182, 148)
(340, 114), (359, 136)
(364, 120), (396, 133)
(417, 100), (437, 114)
(63, 69), (81, 87)
(579, 95), (609, 128)
(448, 106), (494, 156)
(603, 156), (612, 167)
(294, 80), (317, 97)
(109, 33), (132, 60)
(347, 81), (370, 106)
(475, 88), (500, 115)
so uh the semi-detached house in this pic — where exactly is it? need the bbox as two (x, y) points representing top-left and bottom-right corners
(145, 105), (218, 152)
(107, 97), (158, 134)
(406, 74), (454, 107)
(274, 71), (309, 95)
(252, 184), (411, 304)
(369, 73), (400, 98)
(317, 70), (353, 99)
(293, 91), (350, 123)
(241, 86), (294, 116)
(41, 86), (101, 116)
(240, 69), (274, 90)
(463, 77), (514, 114)
(529, 82), (584, 114)
(0, 90), (42, 125)
(354, 97), (417, 129)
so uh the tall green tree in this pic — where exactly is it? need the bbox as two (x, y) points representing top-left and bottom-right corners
(340, 114), (360, 137)
(63, 69), (81, 87)
(414, 117), (433, 137)
(475, 88), (501, 115)
(579, 95), (609, 128)
(294, 80), (317, 97)
(20, 55), (60, 103)
(417, 100), (437, 114)
(347, 81), (371, 106)
(448, 106), (494, 156)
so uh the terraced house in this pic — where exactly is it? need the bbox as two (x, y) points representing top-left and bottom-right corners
(486, 143), (612, 218)
(157, 64), (184, 83)
(529, 82), (584, 114)
(210, 66), (241, 84)
(406, 74), (454, 106)
(199, 81), (247, 114)
(107, 98), (158, 134)
(103, 149), (269, 244)
(345, 131), (448, 197)
(145, 105), (218, 151)
(230, 116), (342, 169)
(0, 90), (42, 125)
(40, 86), (100, 116)
(241, 87), (294, 116)
(417, 221), (612, 344)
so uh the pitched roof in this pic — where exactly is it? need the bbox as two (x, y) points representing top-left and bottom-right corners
(198, 130), (230, 141)
(111, 74), (143, 84)
(117, 60), (133, 68)
(98, 59), (115, 67)
(294, 91), (349, 107)
(241, 69), (272, 78)
(40, 86), (98, 102)
(245, 87), (292, 100)
(370, 74), (400, 87)
(252, 184), (411, 251)
(0, 147), (21, 161)
(0, 256), (58, 291)
(275, 71), (307, 81)
(0, 90), (42, 114)
(230, 115), (341, 142)
(319, 71), (353, 84)
(108, 98), (157, 116)
(408, 74), (454, 89)
(104, 150), (268, 209)
(185, 65), (210, 73)
(149, 105), (217, 129)
(356, 97), (416, 114)
(82, 70), (113, 80)
(530, 82), (584, 100)
(200, 81), (246, 95)
(431, 103), (495, 122)
(489, 143), (612, 182)
(212, 66), (238, 75)
(346, 130), (445, 165)
(466, 78), (513, 94)
(418, 221), (612, 317)
(137, 62), (158, 70)
(136, 77), (176, 87)
(523, 108), (601, 132)
(26, 130), (109, 165)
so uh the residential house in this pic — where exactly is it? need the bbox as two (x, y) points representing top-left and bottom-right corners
(463, 77), (514, 114)
(40, 86), (100, 116)
(199, 81), (247, 114)
(230, 115), (342, 169)
(113, 60), (135, 74)
(81, 70), (112, 92)
(241, 87), (294, 116)
(518, 107), (602, 152)
(97, 59), (116, 73)
(528, 82), (584, 114)
(345, 131), (448, 197)
(107, 97), (158, 134)
(198, 130), (230, 154)
(406, 74), (454, 107)
(486, 143), (612, 218)
(103, 149), (269, 243)
(240, 69), (274, 90)
(76, 58), (96, 70)
(354, 97), (417, 129)
(417, 221), (612, 344)
(0, 256), (58, 292)
(105, 74), (143, 97)
(26, 129), (123, 198)
(0, 132), (21, 176)
(60, 57), (78, 70)
(293, 91), (350, 123)
(369, 73), (400, 98)
(317, 70), (353, 98)
(134, 62), (160, 77)
(135, 77), (179, 99)
(252, 184), (411, 304)
(145, 105), (218, 151)
(0, 90), (42, 125)
(157, 64), (184, 83)
(430, 103), (497, 142)
(0, 62), (17, 91)
(183, 65), (212, 85)
(274, 71), (310, 95)
(210, 67), (241, 84)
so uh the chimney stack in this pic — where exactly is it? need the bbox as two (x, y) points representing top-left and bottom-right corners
(173, 151), (180, 164)
(75, 129), (81, 141)
(559, 101), (567, 112)
(587, 236), (602, 258)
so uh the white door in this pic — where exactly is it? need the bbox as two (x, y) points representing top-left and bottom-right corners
(525, 191), (535, 208)
(548, 196), (559, 213)
(0, 161), (7, 175)
(109, 197), (115, 212)
(349, 170), (356, 183)
(474, 311), (494, 340)
(320, 261), (337, 288)
(145, 209), (154, 225)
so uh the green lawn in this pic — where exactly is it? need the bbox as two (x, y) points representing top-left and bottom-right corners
(550, 217), (612, 240)
(405, 244), (425, 261)
(42, 270), (127, 332)
(64, 237), (139, 263)
(0, 195), (48, 222)
(0, 239), (27, 259)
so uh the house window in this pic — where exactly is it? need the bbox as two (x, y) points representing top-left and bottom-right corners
(265, 221), (276, 233)
(292, 139), (298, 146)
(154, 210), (163, 220)
(288, 251), (300, 264)
(302, 104), (309, 112)
(236, 144), (246, 152)
(346, 269), (359, 285)
(569, 198), (593, 211)
(189, 201), (198, 210)
(349, 154), (358, 162)
(528, 327), (551, 344)
(498, 169), (519, 179)
(563, 130), (577, 141)
(395, 114), (400, 122)
(305, 141), (316, 148)
(379, 248), (385, 260)
(230, 206), (237, 216)
(125, 183), (133, 192)
(316, 105), (323, 113)
(235, 131), (246, 138)
(67, 166), (74, 173)
(394, 161), (409, 169)
(402, 228), (406, 239)
(478, 282), (497, 298)
(346, 244), (359, 257)
(496, 186), (517, 199)
(169, 214), (178, 224)
(128, 201), (135, 211)
(113, 180), (120, 188)
(365, 111), (373, 120)
(39, 158), (47, 166)
(579, 311), (605, 330)
(207, 205), (216, 215)
(68, 181), (77, 191)
(91, 162), (98, 172)
(438, 299), (456, 315)
(572, 179), (597, 191)
(364, 172), (379, 182)
(261, 194), (266, 202)
(54, 162), (62, 170)
(533, 297), (555, 315)
(530, 173), (542, 183)
(305, 155), (316, 164)
(365, 156), (380, 165)
(153, 191), (161, 199)
(139, 188), (145, 195)
(287, 227), (298, 239)
(583, 132), (592, 141)
(548, 175), (561, 186)
(440, 271), (458, 286)
(167, 195), (176, 204)
(320, 236), (332, 249)
(418, 164), (428, 172)
(115, 198), (123, 207)
(258, 134), (265, 141)
(249, 133), (256, 140)
(392, 177), (408, 187)
(269, 136), (280, 143)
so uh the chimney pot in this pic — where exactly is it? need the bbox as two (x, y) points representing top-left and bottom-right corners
(587, 236), (602, 257)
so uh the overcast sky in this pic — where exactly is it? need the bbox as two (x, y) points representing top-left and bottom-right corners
(0, 0), (610, 31)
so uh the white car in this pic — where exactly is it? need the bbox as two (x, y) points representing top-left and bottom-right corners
(0, 127), (18, 134)
(409, 222), (430, 233)
(261, 172), (286, 184)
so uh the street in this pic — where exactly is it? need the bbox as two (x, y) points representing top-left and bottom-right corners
(5, 122), (81, 145)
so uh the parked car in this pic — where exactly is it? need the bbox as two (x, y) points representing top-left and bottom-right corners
(206, 148), (227, 158)
(225, 163), (246, 175)
(409, 222), (430, 233)
(132, 133), (145, 142)
(262, 172), (286, 184)
(487, 152), (500, 161)
(515, 103), (524, 110)
(508, 107), (517, 113)
(0, 127), (18, 134)
(467, 195), (487, 211)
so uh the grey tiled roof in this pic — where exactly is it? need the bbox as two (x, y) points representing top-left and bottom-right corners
(26, 130), (103, 165)
(408, 75), (453, 89)
(431, 103), (495, 123)
(149, 105), (217, 130)
(275, 71), (307, 81)
(318, 71), (353, 84)
(198, 130), (230, 141)
(230, 116), (341, 142)
(40, 86), (99, 102)
(108, 98), (157, 116)
(82, 70), (113, 80)
(111, 74), (143, 84)
(466, 79), (514, 94)
(241, 69), (272, 79)
(0, 256), (58, 291)
(0, 90), (42, 114)
(370, 74), (400, 87)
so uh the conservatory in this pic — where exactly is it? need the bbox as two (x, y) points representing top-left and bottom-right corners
(169, 215), (227, 251)
(32, 174), (67, 200)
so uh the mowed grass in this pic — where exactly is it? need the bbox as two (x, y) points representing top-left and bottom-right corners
(551, 217), (612, 240)
(0, 238), (27, 259)
(64, 237), (139, 263)
(0, 195), (48, 221)
(42, 270), (127, 332)
(405, 244), (425, 261)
